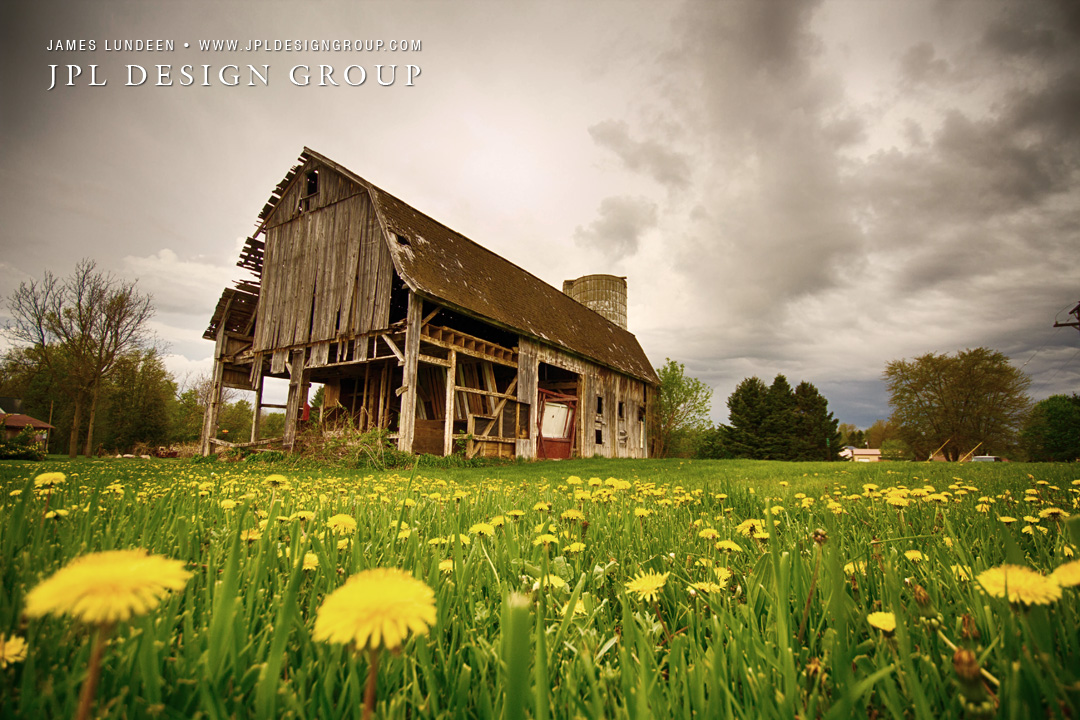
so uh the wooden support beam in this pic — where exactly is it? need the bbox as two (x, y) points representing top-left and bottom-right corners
(421, 307), (441, 327)
(480, 377), (519, 438)
(454, 386), (517, 401)
(210, 437), (283, 449)
(397, 292), (422, 453)
(418, 354), (451, 367)
(250, 373), (263, 443)
(198, 323), (228, 456)
(382, 335), (405, 363)
(283, 348), (308, 451)
(443, 350), (457, 456)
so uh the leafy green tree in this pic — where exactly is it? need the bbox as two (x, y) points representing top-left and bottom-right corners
(838, 423), (865, 448)
(260, 411), (286, 440)
(98, 349), (175, 452)
(695, 425), (731, 459)
(4, 260), (154, 457)
(884, 348), (1031, 460)
(218, 399), (254, 442)
(1021, 394), (1080, 462)
(722, 376), (770, 459)
(865, 419), (901, 449)
(880, 438), (914, 461)
(653, 358), (713, 458)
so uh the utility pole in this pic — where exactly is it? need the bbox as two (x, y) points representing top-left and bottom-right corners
(1054, 302), (1080, 332)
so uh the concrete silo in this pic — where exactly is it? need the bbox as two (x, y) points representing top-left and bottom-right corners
(562, 274), (628, 330)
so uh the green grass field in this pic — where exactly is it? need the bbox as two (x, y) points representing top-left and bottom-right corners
(1, 456), (1077, 719)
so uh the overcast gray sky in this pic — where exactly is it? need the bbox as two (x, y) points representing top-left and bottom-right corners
(2, 0), (1078, 428)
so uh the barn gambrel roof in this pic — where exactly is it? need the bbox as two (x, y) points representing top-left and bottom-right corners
(208, 148), (659, 385)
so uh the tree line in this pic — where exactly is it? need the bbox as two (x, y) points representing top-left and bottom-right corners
(654, 361), (841, 461)
(1, 261), (283, 456)
(655, 348), (1078, 462)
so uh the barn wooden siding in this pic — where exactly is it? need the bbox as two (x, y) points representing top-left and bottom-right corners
(201, 148), (658, 460)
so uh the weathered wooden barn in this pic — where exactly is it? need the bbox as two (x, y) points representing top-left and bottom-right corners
(201, 148), (658, 459)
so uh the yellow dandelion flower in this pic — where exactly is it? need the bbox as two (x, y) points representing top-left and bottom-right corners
(533, 574), (567, 591)
(438, 559), (455, 574)
(303, 553), (320, 570)
(633, 507), (653, 518)
(998, 516), (1017, 525)
(1049, 560), (1080, 588)
(698, 528), (719, 540)
(904, 550), (925, 563)
(867, 611), (896, 633)
(886, 496), (911, 508)
(951, 565), (971, 582)
(292, 510), (316, 522)
(25, 549), (191, 624)
(566, 542), (586, 553)
(1039, 507), (1069, 520)
(560, 509), (584, 521)
(713, 567), (733, 585)
(506, 510), (525, 520)
(533, 501), (551, 512)
(313, 568), (435, 651)
(690, 581), (723, 594)
(625, 570), (669, 602)
(220, 499), (237, 510)
(715, 540), (743, 553)
(735, 519), (762, 537)
(469, 522), (495, 537)
(264, 474), (290, 489)
(44, 509), (69, 520)
(327, 514), (357, 535)
(844, 560), (867, 575)
(562, 598), (587, 616)
(533, 534), (559, 547)
(241, 529), (262, 542)
(976, 564), (1061, 605)
(0, 634), (28, 668)
(33, 472), (66, 488)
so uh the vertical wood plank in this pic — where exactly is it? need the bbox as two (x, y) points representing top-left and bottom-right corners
(198, 324), (227, 456)
(397, 292), (422, 452)
(250, 373), (263, 443)
(283, 348), (308, 450)
(443, 350), (457, 456)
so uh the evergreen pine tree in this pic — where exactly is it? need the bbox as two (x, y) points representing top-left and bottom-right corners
(792, 381), (842, 460)
(722, 376), (769, 458)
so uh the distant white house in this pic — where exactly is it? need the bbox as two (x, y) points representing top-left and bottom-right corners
(840, 446), (882, 462)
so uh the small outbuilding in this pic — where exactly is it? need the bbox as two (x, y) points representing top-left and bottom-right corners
(1, 413), (54, 446)
(839, 447), (881, 462)
(201, 148), (659, 459)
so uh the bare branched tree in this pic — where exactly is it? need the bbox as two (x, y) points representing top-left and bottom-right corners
(5, 259), (154, 457)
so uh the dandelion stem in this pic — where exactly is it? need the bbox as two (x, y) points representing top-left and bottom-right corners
(363, 646), (380, 720)
(651, 599), (672, 644)
(936, 630), (1000, 688)
(76, 622), (113, 720)
(797, 546), (821, 644)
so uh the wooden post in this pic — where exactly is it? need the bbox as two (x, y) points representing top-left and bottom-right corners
(199, 325), (227, 456)
(250, 372), (263, 443)
(397, 293), (422, 453)
(443, 350), (457, 456)
(283, 348), (309, 451)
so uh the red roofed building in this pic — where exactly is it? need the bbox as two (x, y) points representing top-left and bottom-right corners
(2, 413), (55, 446)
